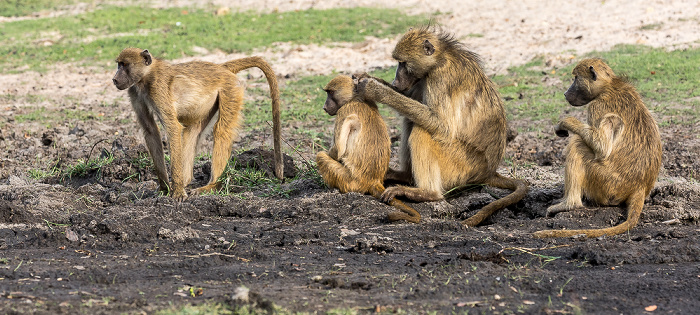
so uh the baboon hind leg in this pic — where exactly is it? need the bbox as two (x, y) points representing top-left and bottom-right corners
(184, 109), (219, 189)
(196, 89), (243, 194)
(316, 151), (360, 193)
(547, 136), (588, 216)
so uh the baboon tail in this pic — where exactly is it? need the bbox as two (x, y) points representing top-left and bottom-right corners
(222, 57), (284, 179)
(462, 174), (529, 227)
(533, 189), (646, 238)
(369, 184), (421, 224)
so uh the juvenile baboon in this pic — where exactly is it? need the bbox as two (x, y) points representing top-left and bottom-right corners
(316, 75), (420, 223)
(113, 48), (283, 201)
(355, 26), (528, 226)
(533, 58), (662, 238)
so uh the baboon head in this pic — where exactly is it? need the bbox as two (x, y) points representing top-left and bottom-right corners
(564, 58), (615, 106)
(113, 48), (153, 91)
(391, 27), (440, 92)
(323, 75), (354, 116)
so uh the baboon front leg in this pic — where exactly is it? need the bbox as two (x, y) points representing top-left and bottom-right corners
(547, 137), (586, 216)
(164, 119), (187, 201)
(132, 101), (169, 194)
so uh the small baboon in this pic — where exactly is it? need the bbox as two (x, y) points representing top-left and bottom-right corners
(113, 48), (283, 201)
(356, 26), (528, 226)
(316, 75), (420, 223)
(534, 58), (662, 238)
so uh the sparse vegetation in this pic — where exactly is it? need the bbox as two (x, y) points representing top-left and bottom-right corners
(0, 0), (77, 17)
(0, 6), (425, 72)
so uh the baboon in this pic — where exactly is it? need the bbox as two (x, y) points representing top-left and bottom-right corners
(113, 48), (283, 201)
(355, 26), (528, 226)
(533, 58), (662, 238)
(316, 75), (420, 223)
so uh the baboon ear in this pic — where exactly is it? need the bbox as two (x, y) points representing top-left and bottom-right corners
(589, 66), (597, 81)
(423, 40), (435, 56)
(141, 49), (152, 66)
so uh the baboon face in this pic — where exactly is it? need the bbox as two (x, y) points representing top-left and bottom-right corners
(323, 76), (353, 116)
(323, 90), (341, 116)
(392, 61), (421, 93)
(391, 29), (438, 92)
(564, 59), (612, 106)
(113, 48), (152, 90)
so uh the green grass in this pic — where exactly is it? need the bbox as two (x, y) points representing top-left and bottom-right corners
(60, 154), (114, 180)
(494, 44), (700, 129)
(0, 0), (78, 17)
(14, 106), (104, 125)
(0, 6), (425, 72)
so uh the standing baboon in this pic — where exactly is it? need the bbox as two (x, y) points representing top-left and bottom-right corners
(316, 75), (420, 223)
(356, 26), (528, 226)
(113, 48), (283, 201)
(534, 58), (662, 238)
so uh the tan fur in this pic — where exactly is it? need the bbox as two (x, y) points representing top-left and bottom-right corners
(534, 58), (663, 238)
(356, 27), (529, 226)
(113, 48), (283, 201)
(316, 75), (420, 223)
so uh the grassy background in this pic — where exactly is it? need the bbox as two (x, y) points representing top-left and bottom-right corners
(0, 0), (78, 17)
(0, 6), (424, 72)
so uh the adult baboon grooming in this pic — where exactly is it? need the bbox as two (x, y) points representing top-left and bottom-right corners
(534, 59), (662, 238)
(316, 75), (420, 223)
(113, 48), (283, 201)
(356, 26), (528, 226)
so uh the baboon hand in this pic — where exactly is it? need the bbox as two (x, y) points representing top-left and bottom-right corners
(354, 77), (370, 98)
(351, 72), (371, 85)
(554, 122), (569, 137)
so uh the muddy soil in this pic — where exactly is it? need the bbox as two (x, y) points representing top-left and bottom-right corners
(0, 104), (698, 314)
(1, 0), (700, 313)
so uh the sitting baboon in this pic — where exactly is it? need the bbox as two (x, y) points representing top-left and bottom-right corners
(534, 58), (663, 238)
(316, 75), (420, 223)
(355, 26), (528, 226)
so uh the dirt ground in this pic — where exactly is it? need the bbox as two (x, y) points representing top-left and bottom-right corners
(1, 0), (700, 314)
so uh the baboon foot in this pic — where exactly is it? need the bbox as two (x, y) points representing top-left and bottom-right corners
(545, 201), (583, 217)
(171, 189), (188, 202)
(380, 186), (403, 203)
(194, 184), (220, 196)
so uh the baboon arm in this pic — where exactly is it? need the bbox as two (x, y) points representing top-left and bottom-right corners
(335, 115), (361, 160)
(363, 79), (443, 135)
(559, 116), (616, 159)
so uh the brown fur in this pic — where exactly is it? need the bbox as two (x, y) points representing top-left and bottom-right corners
(113, 48), (283, 201)
(316, 75), (420, 223)
(356, 26), (528, 226)
(534, 58), (662, 238)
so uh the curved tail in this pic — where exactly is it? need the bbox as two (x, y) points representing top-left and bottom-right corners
(462, 174), (529, 227)
(222, 57), (284, 179)
(533, 189), (646, 238)
(369, 184), (421, 223)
